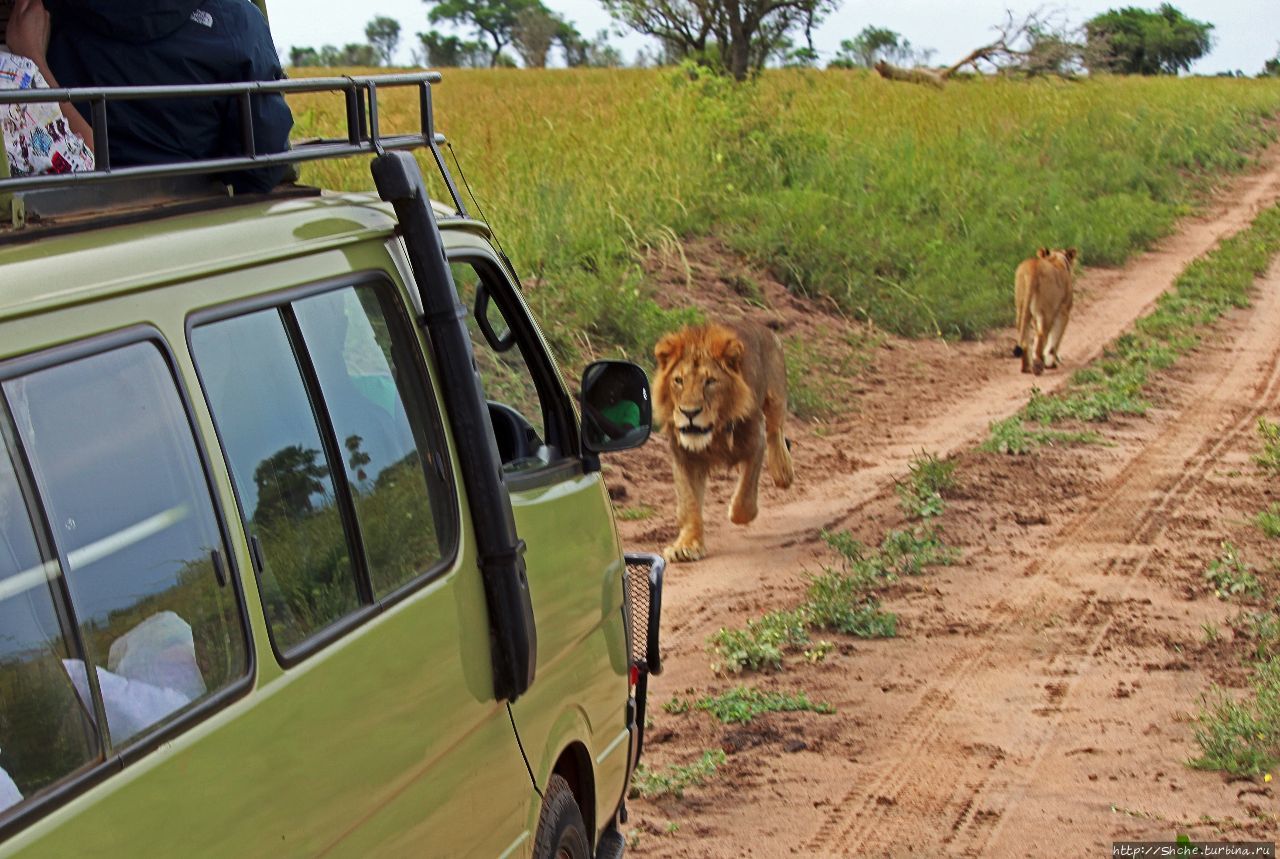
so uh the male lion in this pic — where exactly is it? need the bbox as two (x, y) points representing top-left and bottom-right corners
(653, 321), (795, 563)
(1012, 247), (1077, 375)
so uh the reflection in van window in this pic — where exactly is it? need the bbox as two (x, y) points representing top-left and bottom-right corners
(0, 426), (99, 815)
(6, 343), (247, 746)
(192, 310), (361, 649)
(294, 287), (451, 597)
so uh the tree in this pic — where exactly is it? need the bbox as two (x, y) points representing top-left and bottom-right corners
(365, 16), (403, 66)
(870, 10), (1095, 85)
(830, 26), (923, 69)
(1262, 46), (1280, 78)
(253, 446), (329, 526)
(289, 46), (321, 67)
(417, 29), (489, 66)
(424, 0), (546, 67)
(603, 0), (838, 81)
(511, 6), (563, 68)
(1084, 4), (1213, 75)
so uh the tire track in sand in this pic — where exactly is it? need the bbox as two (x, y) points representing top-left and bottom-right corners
(805, 261), (1280, 857)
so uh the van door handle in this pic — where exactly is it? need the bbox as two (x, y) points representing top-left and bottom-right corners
(249, 534), (267, 574)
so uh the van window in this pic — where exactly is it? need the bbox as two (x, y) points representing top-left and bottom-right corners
(0, 340), (248, 817)
(191, 309), (361, 650)
(193, 280), (456, 656)
(294, 287), (451, 598)
(0, 425), (98, 816)
(5, 343), (248, 745)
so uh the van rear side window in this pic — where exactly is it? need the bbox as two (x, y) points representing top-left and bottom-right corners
(0, 340), (249, 822)
(192, 280), (456, 660)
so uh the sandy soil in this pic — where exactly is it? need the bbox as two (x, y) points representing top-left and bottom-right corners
(612, 145), (1280, 857)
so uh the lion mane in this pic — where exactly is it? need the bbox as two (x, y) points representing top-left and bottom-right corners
(653, 321), (795, 563)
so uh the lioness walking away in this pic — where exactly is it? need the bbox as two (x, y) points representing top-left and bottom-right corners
(1013, 247), (1077, 375)
(653, 321), (795, 563)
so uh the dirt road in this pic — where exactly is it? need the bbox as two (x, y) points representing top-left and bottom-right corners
(615, 147), (1280, 856)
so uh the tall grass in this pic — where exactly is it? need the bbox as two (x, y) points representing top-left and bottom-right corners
(287, 67), (1280, 355)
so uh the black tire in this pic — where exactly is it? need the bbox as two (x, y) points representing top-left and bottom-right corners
(533, 774), (591, 859)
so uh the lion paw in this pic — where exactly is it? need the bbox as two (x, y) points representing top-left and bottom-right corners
(729, 503), (757, 525)
(663, 541), (705, 563)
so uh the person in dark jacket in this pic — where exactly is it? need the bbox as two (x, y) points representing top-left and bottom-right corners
(42, 0), (292, 193)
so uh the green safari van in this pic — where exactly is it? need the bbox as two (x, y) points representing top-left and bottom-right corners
(0, 39), (663, 859)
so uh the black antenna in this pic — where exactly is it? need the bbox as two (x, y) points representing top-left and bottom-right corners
(446, 140), (519, 281)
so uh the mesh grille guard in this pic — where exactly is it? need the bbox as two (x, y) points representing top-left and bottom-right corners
(623, 552), (664, 676)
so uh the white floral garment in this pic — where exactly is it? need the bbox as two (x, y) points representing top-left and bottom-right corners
(1, 49), (93, 176)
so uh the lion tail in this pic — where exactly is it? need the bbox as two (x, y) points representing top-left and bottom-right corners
(767, 430), (795, 489)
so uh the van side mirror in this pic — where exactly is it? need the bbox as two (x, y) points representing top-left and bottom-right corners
(580, 361), (652, 453)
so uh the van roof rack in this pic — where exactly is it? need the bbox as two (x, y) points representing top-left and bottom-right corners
(0, 71), (467, 227)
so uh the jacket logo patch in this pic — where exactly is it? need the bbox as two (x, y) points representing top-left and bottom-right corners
(190, 9), (214, 27)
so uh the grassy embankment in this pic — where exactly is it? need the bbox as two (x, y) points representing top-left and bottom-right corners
(287, 67), (1280, 368)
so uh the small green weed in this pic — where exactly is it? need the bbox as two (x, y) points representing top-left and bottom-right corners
(709, 609), (809, 673)
(663, 695), (692, 715)
(1206, 542), (1263, 600)
(616, 504), (655, 521)
(896, 451), (956, 520)
(803, 568), (899, 637)
(803, 640), (835, 663)
(1255, 504), (1280, 539)
(1202, 621), (1221, 644)
(693, 686), (834, 724)
(980, 416), (1102, 455)
(1022, 386), (1148, 425)
(1255, 418), (1280, 473)
(879, 526), (959, 577)
(1191, 658), (1280, 778)
(629, 749), (728, 799)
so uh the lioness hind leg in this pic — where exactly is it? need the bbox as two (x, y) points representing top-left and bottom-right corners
(664, 461), (709, 563)
(1030, 310), (1048, 376)
(1045, 309), (1070, 369)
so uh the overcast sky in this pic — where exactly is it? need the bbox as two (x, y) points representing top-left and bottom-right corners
(266, 0), (1277, 75)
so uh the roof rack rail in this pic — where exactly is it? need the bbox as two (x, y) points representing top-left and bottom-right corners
(0, 71), (468, 222)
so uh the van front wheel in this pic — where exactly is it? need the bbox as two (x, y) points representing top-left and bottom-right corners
(533, 774), (591, 859)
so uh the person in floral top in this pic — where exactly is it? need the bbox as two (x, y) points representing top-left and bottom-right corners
(1, 0), (93, 176)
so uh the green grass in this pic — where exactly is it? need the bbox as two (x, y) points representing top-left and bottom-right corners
(616, 504), (655, 521)
(1205, 542), (1263, 601)
(707, 512), (959, 672)
(668, 686), (835, 724)
(1192, 658), (1280, 778)
(1254, 504), (1280, 539)
(1255, 418), (1280, 473)
(987, 204), (1280, 454)
(629, 749), (728, 799)
(980, 416), (1103, 454)
(287, 67), (1280, 364)
(785, 329), (878, 421)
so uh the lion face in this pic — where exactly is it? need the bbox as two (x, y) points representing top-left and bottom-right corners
(653, 324), (755, 453)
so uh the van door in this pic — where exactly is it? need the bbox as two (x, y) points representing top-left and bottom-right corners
(447, 254), (632, 830)
(188, 275), (532, 857)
